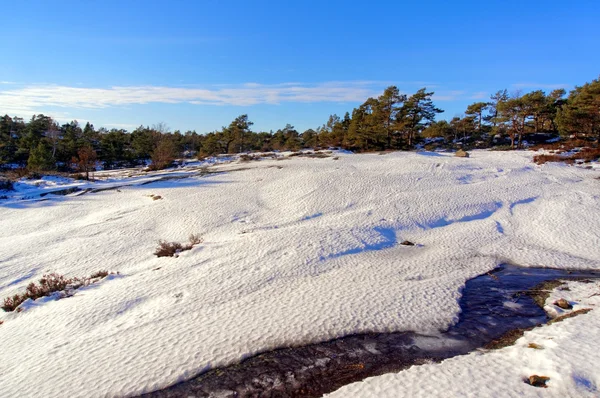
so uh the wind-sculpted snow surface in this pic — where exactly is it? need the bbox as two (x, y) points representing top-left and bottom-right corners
(0, 150), (599, 397)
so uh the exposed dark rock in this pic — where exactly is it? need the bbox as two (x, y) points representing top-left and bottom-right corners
(400, 240), (415, 246)
(455, 149), (470, 158)
(527, 375), (550, 388)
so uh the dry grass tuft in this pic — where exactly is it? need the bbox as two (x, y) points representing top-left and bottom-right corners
(548, 308), (592, 325)
(2, 271), (114, 312)
(90, 270), (109, 279)
(533, 147), (600, 165)
(154, 234), (204, 257)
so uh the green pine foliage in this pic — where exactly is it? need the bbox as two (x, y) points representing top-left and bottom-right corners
(27, 142), (55, 172)
(0, 77), (599, 173)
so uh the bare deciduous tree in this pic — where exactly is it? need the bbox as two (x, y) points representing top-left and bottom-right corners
(72, 146), (97, 180)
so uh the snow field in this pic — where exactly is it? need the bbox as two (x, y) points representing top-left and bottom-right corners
(0, 150), (598, 397)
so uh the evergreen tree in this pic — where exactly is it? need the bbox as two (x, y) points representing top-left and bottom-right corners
(487, 89), (509, 129)
(398, 88), (443, 147)
(465, 102), (489, 132)
(19, 114), (53, 161)
(130, 126), (157, 161)
(301, 128), (318, 148)
(0, 115), (21, 165)
(556, 78), (600, 140)
(377, 86), (406, 148)
(226, 114), (253, 153)
(27, 142), (55, 171)
(99, 129), (131, 168)
(422, 120), (454, 142)
(497, 95), (527, 148)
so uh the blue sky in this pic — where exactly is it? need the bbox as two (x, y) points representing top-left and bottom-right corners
(1, 0), (598, 133)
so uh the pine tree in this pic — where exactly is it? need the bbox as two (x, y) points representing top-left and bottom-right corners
(465, 102), (489, 132)
(398, 89), (443, 147)
(556, 78), (600, 140)
(27, 142), (55, 172)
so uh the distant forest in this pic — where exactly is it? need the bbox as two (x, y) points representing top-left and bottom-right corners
(0, 77), (598, 174)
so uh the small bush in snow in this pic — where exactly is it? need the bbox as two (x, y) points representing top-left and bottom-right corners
(533, 147), (600, 165)
(90, 270), (109, 279)
(154, 234), (203, 257)
(1, 271), (114, 312)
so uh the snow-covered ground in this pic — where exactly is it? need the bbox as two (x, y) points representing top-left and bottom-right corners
(0, 150), (599, 397)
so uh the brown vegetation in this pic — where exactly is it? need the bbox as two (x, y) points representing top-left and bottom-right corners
(484, 327), (532, 350)
(288, 151), (331, 158)
(2, 271), (113, 312)
(149, 138), (176, 171)
(533, 146), (600, 165)
(90, 270), (109, 279)
(547, 308), (592, 325)
(71, 146), (97, 180)
(526, 280), (565, 308)
(154, 234), (203, 257)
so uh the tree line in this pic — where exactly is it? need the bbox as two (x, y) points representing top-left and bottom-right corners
(0, 77), (598, 175)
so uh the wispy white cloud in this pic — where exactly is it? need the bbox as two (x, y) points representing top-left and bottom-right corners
(511, 82), (569, 90)
(432, 90), (465, 101)
(469, 91), (488, 100)
(0, 82), (387, 114)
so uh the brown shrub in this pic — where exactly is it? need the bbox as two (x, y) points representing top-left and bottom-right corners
(149, 139), (176, 171)
(154, 234), (203, 257)
(289, 151), (330, 159)
(155, 241), (183, 257)
(533, 154), (563, 165)
(1, 271), (113, 312)
(90, 270), (109, 279)
(533, 147), (600, 165)
(578, 147), (600, 162)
